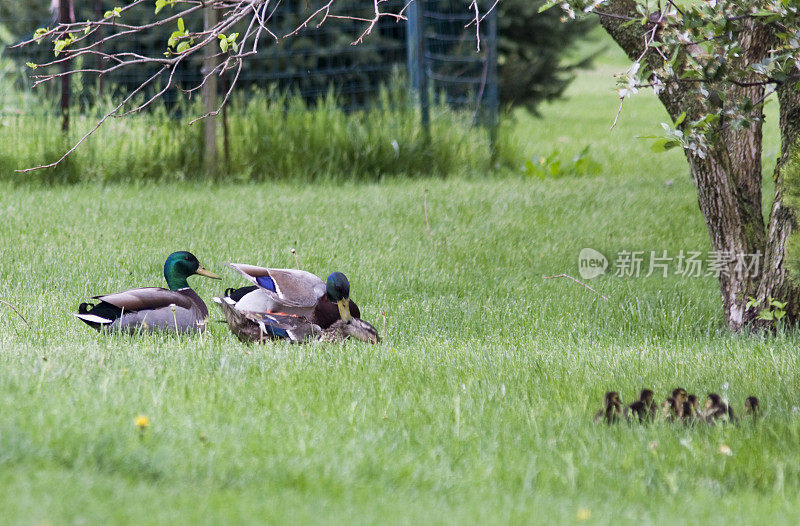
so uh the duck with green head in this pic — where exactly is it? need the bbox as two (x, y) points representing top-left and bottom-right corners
(213, 264), (380, 343)
(74, 251), (221, 333)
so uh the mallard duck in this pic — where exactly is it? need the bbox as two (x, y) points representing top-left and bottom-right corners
(214, 302), (380, 344)
(214, 264), (380, 344)
(683, 394), (700, 423)
(669, 388), (688, 419)
(594, 391), (622, 424)
(700, 393), (737, 424)
(626, 388), (657, 423)
(743, 396), (760, 419)
(661, 396), (679, 421)
(74, 251), (220, 333)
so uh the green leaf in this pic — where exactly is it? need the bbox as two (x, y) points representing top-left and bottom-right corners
(756, 309), (774, 321)
(176, 40), (190, 53)
(155, 0), (167, 14)
(650, 139), (680, 153)
(33, 27), (50, 43)
(219, 39), (229, 53)
(548, 160), (561, 177)
(674, 111), (687, 127)
(538, 1), (558, 13)
(25, 62), (38, 69)
(178, 17), (185, 33)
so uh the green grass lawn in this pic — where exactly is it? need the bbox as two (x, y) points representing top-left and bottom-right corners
(2, 35), (799, 525)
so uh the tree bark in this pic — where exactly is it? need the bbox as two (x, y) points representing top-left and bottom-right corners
(597, 0), (799, 331)
(754, 86), (800, 323)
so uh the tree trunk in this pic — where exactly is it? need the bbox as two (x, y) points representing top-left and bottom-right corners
(754, 86), (800, 324)
(598, 0), (800, 331)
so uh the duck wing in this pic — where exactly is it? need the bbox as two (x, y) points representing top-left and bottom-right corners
(94, 287), (196, 311)
(75, 288), (206, 333)
(227, 263), (326, 309)
(215, 291), (321, 342)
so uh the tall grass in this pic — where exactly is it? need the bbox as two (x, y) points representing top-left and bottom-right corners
(0, 79), (519, 184)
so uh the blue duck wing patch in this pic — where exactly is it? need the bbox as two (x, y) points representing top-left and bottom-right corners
(256, 275), (277, 292)
(265, 324), (290, 339)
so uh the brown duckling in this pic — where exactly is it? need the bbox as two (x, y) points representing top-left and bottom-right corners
(700, 393), (737, 424)
(594, 391), (623, 424)
(661, 397), (679, 421)
(626, 389), (657, 423)
(671, 388), (688, 418)
(743, 396), (761, 419)
(682, 394), (700, 423)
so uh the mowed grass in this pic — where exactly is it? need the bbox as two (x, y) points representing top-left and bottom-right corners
(2, 37), (800, 524)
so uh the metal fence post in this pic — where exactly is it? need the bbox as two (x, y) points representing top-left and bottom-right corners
(406, 0), (429, 136)
(406, 2), (419, 91)
(486, 6), (499, 154)
(59, 0), (73, 133)
(94, 0), (104, 95)
(202, 6), (218, 175)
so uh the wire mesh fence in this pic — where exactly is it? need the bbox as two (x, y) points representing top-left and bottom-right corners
(1, 1), (497, 127)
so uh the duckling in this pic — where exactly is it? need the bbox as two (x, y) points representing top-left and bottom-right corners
(682, 394), (699, 424)
(672, 388), (688, 416)
(626, 389), (656, 423)
(594, 391), (622, 424)
(700, 393), (737, 424)
(743, 396), (761, 419)
(661, 396), (679, 421)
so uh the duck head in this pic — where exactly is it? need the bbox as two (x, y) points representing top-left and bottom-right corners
(704, 393), (723, 409)
(328, 317), (381, 344)
(164, 251), (221, 290)
(326, 271), (353, 321)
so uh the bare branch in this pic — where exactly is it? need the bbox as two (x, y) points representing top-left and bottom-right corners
(13, 0), (484, 171)
(16, 66), (168, 172)
(542, 274), (610, 302)
(0, 299), (31, 327)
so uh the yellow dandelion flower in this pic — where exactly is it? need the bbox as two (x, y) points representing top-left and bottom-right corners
(134, 414), (150, 429)
(577, 508), (591, 521)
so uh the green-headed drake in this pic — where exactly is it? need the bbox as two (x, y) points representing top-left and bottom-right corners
(213, 264), (379, 343)
(74, 251), (221, 333)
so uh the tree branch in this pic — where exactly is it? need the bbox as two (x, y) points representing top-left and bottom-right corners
(15, 0), (499, 172)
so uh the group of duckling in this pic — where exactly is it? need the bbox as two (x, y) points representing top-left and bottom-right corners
(594, 388), (760, 425)
(73, 251), (380, 344)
